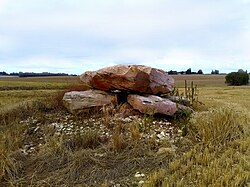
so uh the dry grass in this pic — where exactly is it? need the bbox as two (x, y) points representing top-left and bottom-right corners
(189, 105), (248, 145)
(198, 86), (250, 109)
(0, 76), (83, 91)
(129, 123), (141, 142)
(172, 74), (227, 88)
(1, 75), (250, 186)
(111, 124), (126, 152)
(0, 76), (80, 83)
(0, 123), (26, 183)
(144, 107), (250, 187)
(0, 98), (171, 186)
(143, 89), (250, 187)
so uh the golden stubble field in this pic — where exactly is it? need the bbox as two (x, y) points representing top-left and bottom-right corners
(0, 74), (229, 108)
(172, 74), (250, 109)
(0, 74), (249, 186)
(2, 74), (248, 104)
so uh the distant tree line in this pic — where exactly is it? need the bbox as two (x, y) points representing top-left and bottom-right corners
(168, 68), (203, 75)
(0, 71), (8, 76)
(168, 68), (224, 75)
(0, 71), (77, 77)
(211, 70), (219, 74)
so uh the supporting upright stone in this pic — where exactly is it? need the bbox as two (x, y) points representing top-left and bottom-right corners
(63, 90), (117, 113)
(127, 94), (178, 116)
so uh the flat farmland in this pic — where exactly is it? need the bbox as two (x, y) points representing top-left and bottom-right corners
(0, 74), (227, 90)
(172, 74), (250, 109)
(0, 76), (82, 90)
(0, 76), (83, 108)
(172, 74), (226, 87)
(0, 74), (247, 109)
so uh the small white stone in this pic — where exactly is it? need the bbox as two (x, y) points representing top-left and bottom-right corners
(34, 127), (40, 132)
(123, 117), (132, 123)
(178, 129), (182, 134)
(94, 153), (105, 157)
(156, 134), (164, 139)
(160, 131), (165, 136)
(20, 149), (28, 155)
(55, 132), (61, 136)
(135, 172), (145, 178)
(66, 128), (72, 131)
(138, 180), (145, 185)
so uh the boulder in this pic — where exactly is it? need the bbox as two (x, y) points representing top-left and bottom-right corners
(80, 65), (174, 95)
(127, 94), (178, 116)
(63, 90), (117, 113)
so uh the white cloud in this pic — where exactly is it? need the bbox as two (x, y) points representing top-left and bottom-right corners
(0, 1), (240, 36)
(0, 0), (250, 73)
(0, 34), (16, 52)
(8, 56), (79, 73)
(2, 55), (118, 74)
(0, 0), (7, 12)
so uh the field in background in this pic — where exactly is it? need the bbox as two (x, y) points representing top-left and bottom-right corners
(0, 74), (249, 186)
(0, 75), (226, 108)
(172, 74), (226, 87)
(0, 76), (85, 108)
(0, 74), (227, 87)
(0, 76), (81, 91)
(0, 76), (79, 83)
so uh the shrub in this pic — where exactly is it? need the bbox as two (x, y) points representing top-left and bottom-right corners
(225, 72), (249, 86)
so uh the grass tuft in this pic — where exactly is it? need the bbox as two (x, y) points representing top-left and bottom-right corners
(144, 104), (250, 186)
(111, 124), (126, 153)
(189, 104), (249, 145)
(63, 130), (102, 150)
(129, 123), (141, 143)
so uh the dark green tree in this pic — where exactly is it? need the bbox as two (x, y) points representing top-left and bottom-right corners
(197, 69), (203, 74)
(211, 70), (219, 74)
(186, 68), (192, 74)
(225, 72), (249, 86)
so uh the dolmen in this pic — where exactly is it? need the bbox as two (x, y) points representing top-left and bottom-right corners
(63, 65), (192, 117)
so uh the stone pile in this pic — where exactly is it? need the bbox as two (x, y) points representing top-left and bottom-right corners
(63, 65), (192, 117)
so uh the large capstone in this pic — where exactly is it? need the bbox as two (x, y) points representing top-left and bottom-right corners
(80, 65), (174, 95)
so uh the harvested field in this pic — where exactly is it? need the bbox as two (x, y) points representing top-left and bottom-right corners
(172, 74), (226, 87)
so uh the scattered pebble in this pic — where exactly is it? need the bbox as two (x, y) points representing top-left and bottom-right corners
(135, 172), (145, 178)
(19, 111), (182, 158)
(138, 180), (145, 185)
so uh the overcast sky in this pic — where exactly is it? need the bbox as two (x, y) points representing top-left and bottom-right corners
(0, 0), (250, 74)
